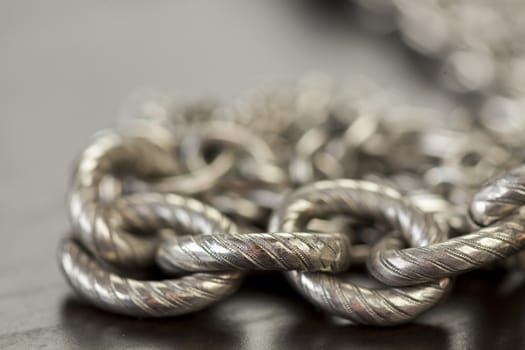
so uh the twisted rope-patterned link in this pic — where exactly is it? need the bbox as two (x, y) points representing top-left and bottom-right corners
(68, 123), (244, 267)
(270, 179), (452, 326)
(112, 192), (239, 239)
(157, 232), (351, 274)
(368, 216), (525, 286)
(61, 189), (248, 316)
(69, 130), (177, 267)
(59, 239), (243, 317)
(368, 166), (525, 286)
(286, 271), (449, 326)
(470, 166), (525, 226)
(113, 192), (351, 274)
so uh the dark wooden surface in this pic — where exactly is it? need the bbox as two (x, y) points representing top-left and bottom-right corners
(2, 1), (524, 349)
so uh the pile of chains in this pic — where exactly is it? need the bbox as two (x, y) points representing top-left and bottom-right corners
(58, 77), (525, 326)
(357, 0), (525, 130)
(58, 2), (525, 326)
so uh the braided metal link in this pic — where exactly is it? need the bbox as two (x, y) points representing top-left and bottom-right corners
(58, 238), (243, 317)
(368, 166), (525, 286)
(286, 271), (449, 325)
(69, 130), (177, 267)
(470, 166), (525, 227)
(62, 127), (353, 318)
(113, 192), (351, 274)
(157, 232), (351, 274)
(61, 190), (248, 316)
(270, 179), (452, 326)
(368, 216), (525, 286)
(68, 121), (249, 267)
(112, 192), (239, 240)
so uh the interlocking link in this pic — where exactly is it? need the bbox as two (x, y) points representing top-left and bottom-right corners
(157, 232), (351, 274)
(59, 239), (243, 317)
(368, 167), (525, 287)
(368, 215), (525, 286)
(270, 179), (452, 326)
(470, 165), (525, 227)
(61, 191), (246, 317)
(68, 130), (177, 267)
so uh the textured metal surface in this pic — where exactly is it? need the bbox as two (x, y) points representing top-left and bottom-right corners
(58, 238), (243, 317)
(157, 232), (351, 274)
(68, 130), (177, 267)
(62, 190), (248, 317)
(369, 166), (525, 286)
(112, 192), (240, 239)
(286, 271), (450, 326)
(368, 216), (525, 286)
(270, 179), (452, 326)
(470, 165), (525, 227)
(68, 125), (244, 268)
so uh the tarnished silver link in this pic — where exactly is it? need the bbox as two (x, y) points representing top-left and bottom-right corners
(115, 180), (352, 277)
(61, 192), (246, 316)
(368, 165), (525, 286)
(368, 215), (525, 287)
(68, 129), (177, 267)
(286, 271), (449, 326)
(112, 192), (239, 240)
(470, 165), (525, 270)
(470, 165), (525, 227)
(270, 179), (452, 326)
(157, 232), (351, 274)
(59, 238), (243, 317)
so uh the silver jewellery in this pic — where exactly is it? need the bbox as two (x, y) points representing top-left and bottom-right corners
(269, 179), (452, 326)
(58, 83), (525, 325)
(59, 3), (525, 326)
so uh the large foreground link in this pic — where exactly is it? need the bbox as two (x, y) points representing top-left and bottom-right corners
(270, 179), (452, 325)
(59, 239), (243, 317)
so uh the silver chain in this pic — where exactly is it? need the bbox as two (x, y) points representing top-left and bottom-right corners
(58, 4), (525, 326)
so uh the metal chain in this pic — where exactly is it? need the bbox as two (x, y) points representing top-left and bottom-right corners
(58, 4), (525, 326)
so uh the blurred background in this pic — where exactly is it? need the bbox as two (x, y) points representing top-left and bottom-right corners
(2, 1), (524, 349)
